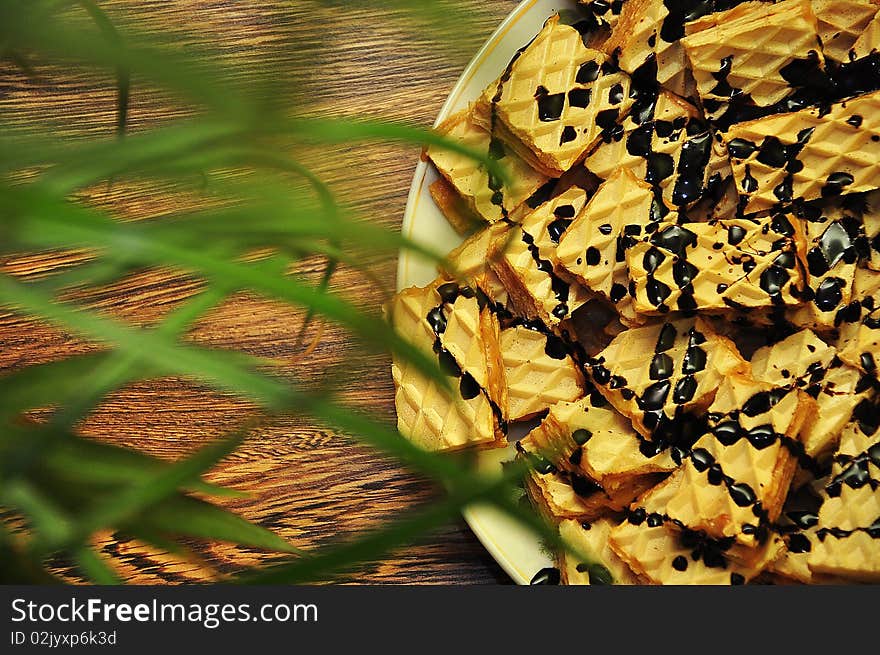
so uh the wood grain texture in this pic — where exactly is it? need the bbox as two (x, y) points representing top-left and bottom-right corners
(0, 0), (523, 584)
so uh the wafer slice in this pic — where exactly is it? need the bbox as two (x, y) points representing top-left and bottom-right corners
(519, 437), (652, 517)
(766, 506), (839, 584)
(850, 4), (880, 58)
(556, 168), (658, 323)
(558, 518), (640, 585)
(836, 267), (880, 374)
(428, 110), (549, 227)
(476, 15), (634, 176)
(808, 411), (880, 581)
(627, 216), (805, 315)
(681, 0), (825, 127)
(751, 329), (871, 461)
(578, 0), (628, 31)
(525, 468), (604, 521)
(500, 325), (584, 421)
(600, 0), (695, 98)
(609, 474), (784, 584)
(860, 190), (880, 270)
(786, 201), (865, 329)
(663, 375), (812, 545)
(583, 91), (698, 180)
(590, 317), (749, 441)
(428, 178), (481, 235)
(583, 92), (732, 211)
(725, 89), (880, 215)
(524, 397), (676, 492)
(490, 189), (593, 327)
(390, 283), (504, 452)
(522, 457), (647, 522)
(439, 221), (513, 309)
(814, 0), (880, 62)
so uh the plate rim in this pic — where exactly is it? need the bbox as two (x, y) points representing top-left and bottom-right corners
(397, 0), (559, 586)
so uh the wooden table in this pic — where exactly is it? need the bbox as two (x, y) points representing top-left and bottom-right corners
(0, 0), (523, 584)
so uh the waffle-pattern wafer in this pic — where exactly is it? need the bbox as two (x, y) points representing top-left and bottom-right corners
(813, 0), (880, 62)
(490, 189), (593, 327)
(751, 329), (871, 460)
(590, 317), (749, 441)
(836, 267), (880, 373)
(860, 190), (880, 270)
(767, 508), (830, 583)
(725, 89), (880, 215)
(428, 110), (549, 226)
(525, 396), (676, 490)
(582, 93), (731, 210)
(556, 169), (657, 324)
(808, 411), (880, 581)
(601, 0), (695, 98)
(477, 15), (634, 175)
(787, 200), (866, 329)
(663, 375), (811, 545)
(609, 473), (784, 584)
(578, 0), (628, 31)
(681, 0), (825, 127)
(627, 215), (805, 315)
(558, 518), (640, 585)
(439, 221), (513, 309)
(501, 325), (584, 421)
(390, 283), (503, 451)
(524, 468), (603, 521)
(850, 4), (880, 57)
(429, 178), (481, 235)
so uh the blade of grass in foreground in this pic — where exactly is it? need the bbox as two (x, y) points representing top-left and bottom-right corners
(73, 545), (122, 585)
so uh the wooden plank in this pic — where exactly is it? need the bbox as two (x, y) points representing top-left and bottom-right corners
(1, 0), (521, 584)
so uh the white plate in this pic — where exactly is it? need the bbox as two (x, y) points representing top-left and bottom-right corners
(396, 0), (581, 585)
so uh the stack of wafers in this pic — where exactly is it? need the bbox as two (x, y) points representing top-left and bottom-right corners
(393, 0), (880, 584)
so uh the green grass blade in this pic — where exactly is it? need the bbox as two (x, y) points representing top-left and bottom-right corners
(285, 117), (509, 187)
(72, 0), (130, 136)
(73, 545), (123, 584)
(68, 431), (246, 539)
(136, 495), (304, 555)
(2, 481), (74, 547)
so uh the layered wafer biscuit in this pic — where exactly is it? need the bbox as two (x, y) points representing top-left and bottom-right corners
(600, 0), (695, 98)
(627, 216), (805, 315)
(558, 518), (639, 585)
(556, 169), (658, 324)
(662, 376), (812, 545)
(681, 0), (825, 127)
(490, 189), (593, 327)
(524, 396), (676, 492)
(609, 473), (784, 584)
(589, 317), (749, 441)
(725, 89), (880, 215)
(808, 408), (880, 581)
(428, 110), (549, 227)
(850, 4), (880, 58)
(500, 325), (584, 421)
(439, 220), (513, 310)
(524, 468), (604, 522)
(751, 329), (872, 461)
(836, 267), (880, 373)
(476, 15), (634, 176)
(390, 282), (504, 451)
(813, 0), (880, 62)
(583, 92), (730, 210)
(860, 190), (880, 270)
(578, 0), (628, 30)
(787, 200), (865, 329)
(767, 508), (835, 584)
